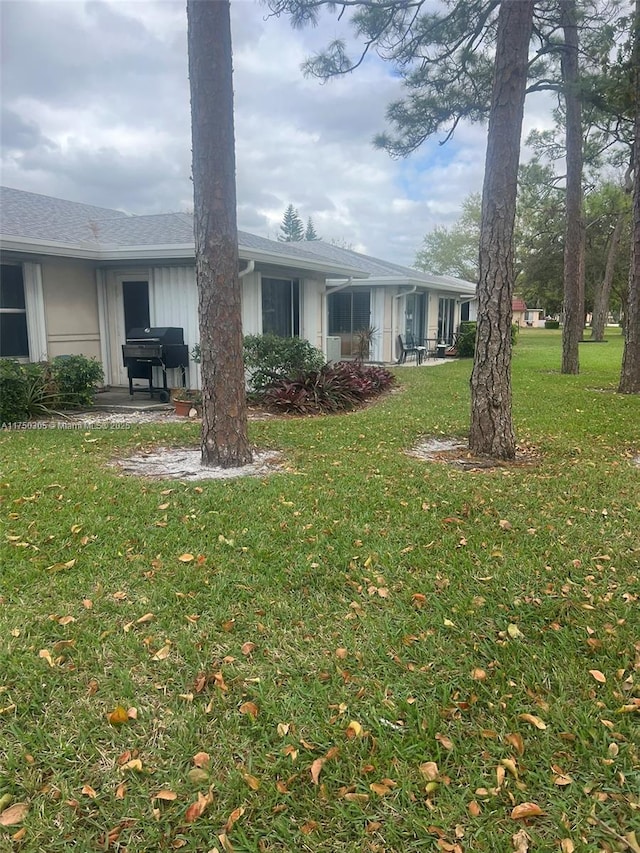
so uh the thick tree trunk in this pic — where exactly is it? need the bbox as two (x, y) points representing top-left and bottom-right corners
(560, 0), (586, 374)
(187, 0), (253, 467)
(469, 0), (534, 460)
(591, 214), (624, 341)
(619, 0), (640, 393)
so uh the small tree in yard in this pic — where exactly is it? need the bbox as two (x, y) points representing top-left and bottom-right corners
(187, 0), (252, 468)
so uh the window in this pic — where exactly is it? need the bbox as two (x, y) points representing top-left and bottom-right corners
(0, 264), (29, 357)
(438, 297), (456, 345)
(123, 280), (150, 335)
(328, 289), (371, 357)
(262, 278), (299, 337)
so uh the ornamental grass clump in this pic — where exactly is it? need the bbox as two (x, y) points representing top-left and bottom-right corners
(262, 361), (395, 414)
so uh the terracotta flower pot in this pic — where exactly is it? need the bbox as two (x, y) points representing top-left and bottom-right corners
(173, 399), (195, 417)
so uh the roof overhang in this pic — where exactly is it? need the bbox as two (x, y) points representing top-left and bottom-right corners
(0, 234), (369, 279)
(327, 274), (476, 297)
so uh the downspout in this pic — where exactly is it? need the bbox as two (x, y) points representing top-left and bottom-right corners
(324, 275), (353, 295)
(239, 259), (255, 278)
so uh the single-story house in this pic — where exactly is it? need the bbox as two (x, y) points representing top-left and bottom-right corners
(0, 186), (477, 390)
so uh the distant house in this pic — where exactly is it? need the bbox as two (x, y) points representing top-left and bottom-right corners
(512, 296), (528, 327)
(0, 186), (477, 388)
(523, 308), (546, 327)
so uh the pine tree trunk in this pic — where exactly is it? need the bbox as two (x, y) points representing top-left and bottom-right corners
(591, 214), (624, 341)
(560, 0), (586, 374)
(469, 0), (534, 460)
(619, 0), (640, 393)
(187, 0), (253, 467)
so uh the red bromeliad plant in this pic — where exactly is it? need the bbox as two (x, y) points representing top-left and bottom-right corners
(262, 362), (395, 415)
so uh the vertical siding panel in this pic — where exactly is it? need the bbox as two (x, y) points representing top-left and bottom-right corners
(151, 266), (201, 389)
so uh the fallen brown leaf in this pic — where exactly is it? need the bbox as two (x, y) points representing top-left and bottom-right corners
(343, 793), (369, 804)
(242, 772), (260, 791)
(0, 803), (29, 826)
(419, 761), (439, 781)
(589, 669), (606, 684)
(512, 828), (530, 852)
(239, 701), (258, 719)
(435, 733), (454, 750)
(345, 720), (363, 739)
(369, 781), (394, 796)
(518, 713), (547, 730)
(152, 644), (171, 661)
(193, 752), (210, 768)
(224, 805), (245, 833)
(107, 706), (129, 726)
(505, 732), (525, 755)
(154, 790), (178, 801)
(511, 802), (545, 820)
(184, 790), (213, 823)
(310, 757), (325, 785)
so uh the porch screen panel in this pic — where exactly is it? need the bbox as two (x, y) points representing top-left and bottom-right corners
(405, 293), (426, 341)
(328, 291), (371, 334)
(352, 291), (370, 331)
(262, 278), (299, 337)
(437, 297), (456, 344)
(328, 292), (352, 334)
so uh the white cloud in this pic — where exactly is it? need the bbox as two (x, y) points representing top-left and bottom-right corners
(0, 0), (555, 266)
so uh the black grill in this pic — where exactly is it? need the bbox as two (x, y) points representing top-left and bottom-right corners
(122, 327), (189, 402)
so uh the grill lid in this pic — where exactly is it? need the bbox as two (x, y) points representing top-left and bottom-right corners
(126, 327), (185, 345)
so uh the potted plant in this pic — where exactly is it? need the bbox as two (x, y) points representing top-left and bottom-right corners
(172, 387), (202, 417)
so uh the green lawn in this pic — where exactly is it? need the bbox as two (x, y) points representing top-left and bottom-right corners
(1, 330), (638, 852)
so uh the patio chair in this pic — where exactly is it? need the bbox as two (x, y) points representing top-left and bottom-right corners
(397, 334), (426, 365)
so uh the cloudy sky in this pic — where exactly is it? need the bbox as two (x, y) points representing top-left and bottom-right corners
(1, 0), (554, 267)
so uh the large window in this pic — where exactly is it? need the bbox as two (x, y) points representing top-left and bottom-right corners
(0, 264), (29, 358)
(262, 278), (299, 337)
(438, 297), (456, 345)
(328, 289), (371, 357)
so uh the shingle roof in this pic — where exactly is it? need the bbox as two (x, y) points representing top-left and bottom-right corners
(0, 186), (476, 293)
(0, 185), (128, 245)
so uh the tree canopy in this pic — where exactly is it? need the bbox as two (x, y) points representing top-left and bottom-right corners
(414, 194), (480, 282)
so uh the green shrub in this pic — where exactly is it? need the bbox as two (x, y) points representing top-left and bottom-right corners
(455, 321), (518, 358)
(243, 334), (325, 394)
(0, 360), (29, 423)
(457, 321), (477, 358)
(50, 355), (103, 407)
(0, 356), (103, 423)
(545, 319), (560, 329)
